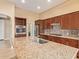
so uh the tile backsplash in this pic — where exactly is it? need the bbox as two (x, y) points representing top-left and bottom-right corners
(44, 29), (79, 36)
(61, 30), (71, 36)
(68, 30), (79, 36)
(44, 25), (79, 37)
(56, 29), (79, 36)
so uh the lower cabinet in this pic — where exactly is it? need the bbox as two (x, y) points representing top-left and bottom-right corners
(65, 38), (78, 48)
(47, 36), (78, 48)
(48, 36), (55, 41)
(77, 41), (79, 58)
(40, 35), (48, 40)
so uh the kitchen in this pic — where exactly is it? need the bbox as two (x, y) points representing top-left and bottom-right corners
(35, 11), (79, 58)
(0, 0), (79, 59)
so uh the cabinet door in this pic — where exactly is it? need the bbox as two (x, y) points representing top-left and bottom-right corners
(35, 20), (44, 35)
(68, 12), (78, 29)
(72, 11), (79, 29)
(44, 19), (51, 29)
(54, 16), (61, 23)
(48, 36), (55, 41)
(61, 14), (71, 29)
(54, 37), (61, 43)
(40, 35), (48, 40)
(48, 36), (64, 44)
(64, 38), (78, 48)
(61, 11), (79, 29)
(15, 17), (26, 25)
(39, 20), (44, 34)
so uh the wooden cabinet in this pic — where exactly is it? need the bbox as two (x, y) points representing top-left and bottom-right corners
(53, 16), (61, 23)
(61, 11), (79, 29)
(15, 17), (26, 25)
(48, 36), (56, 41)
(36, 11), (79, 33)
(48, 36), (64, 44)
(48, 35), (78, 48)
(63, 38), (78, 48)
(61, 14), (71, 29)
(35, 20), (44, 35)
(44, 11), (79, 29)
(50, 16), (61, 24)
(40, 34), (48, 40)
(70, 11), (79, 29)
(44, 19), (51, 29)
(39, 20), (44, 34)
(40, 34), (78, 48)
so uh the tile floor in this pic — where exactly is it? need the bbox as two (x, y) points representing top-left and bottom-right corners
(0, 40), (11, 48)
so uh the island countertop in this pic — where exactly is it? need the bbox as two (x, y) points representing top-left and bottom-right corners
(15, 37), (79, 59)
(0, 48), (16, 59)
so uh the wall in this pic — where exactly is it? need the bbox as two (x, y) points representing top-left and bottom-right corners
(0, 20), (5, 39)
(15, 7), (39, 36)
(40, 0), (79, 19)
(0, 0), (15, 47)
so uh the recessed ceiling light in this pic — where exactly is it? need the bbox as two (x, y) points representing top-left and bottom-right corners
(37, 6), (41, 9)
(48, 0), (51, 2)
(21, 0), (25, 3)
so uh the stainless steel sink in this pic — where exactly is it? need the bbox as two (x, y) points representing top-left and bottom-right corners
(31, 37), (48, 44)
(39, 39), (48, 44)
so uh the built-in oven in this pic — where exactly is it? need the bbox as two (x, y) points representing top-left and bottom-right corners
(16, 25), (26, 35)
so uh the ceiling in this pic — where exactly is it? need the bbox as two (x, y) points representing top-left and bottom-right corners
(8, 0), (67, 13)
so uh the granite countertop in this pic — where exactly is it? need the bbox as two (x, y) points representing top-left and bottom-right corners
(15, 37), (79, 59)
(40, 33), (79, 40)
(0, 48), (16, 59)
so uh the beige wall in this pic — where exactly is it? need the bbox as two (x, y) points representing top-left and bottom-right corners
(15, 7), (39, 36)
(15, 7), (39, 22)
(40, 0), (79, 19)
(0, 0), (15, 47)
(0, 0), (15, 38)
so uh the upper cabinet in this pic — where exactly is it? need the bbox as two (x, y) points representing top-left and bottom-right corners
(61, 11), (79, 29)
(50, 16), (61, 24)
(35, 20), (44, 35)
(44, 19), (51, 29)
(35, 11), (79, 35)
(70, 11), (79, 29)
(15, 17), (26, 26)
(61, 14), (71, 29)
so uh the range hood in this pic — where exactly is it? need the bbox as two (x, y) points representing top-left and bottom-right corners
(51, 23), (60, 26)
(0, 14), (10, 20)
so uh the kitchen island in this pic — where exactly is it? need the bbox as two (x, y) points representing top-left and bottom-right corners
(15, 37), (78, 59)
(0, 48), (16, 59)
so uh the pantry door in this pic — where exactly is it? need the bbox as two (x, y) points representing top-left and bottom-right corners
(0, 20), (4, 40)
